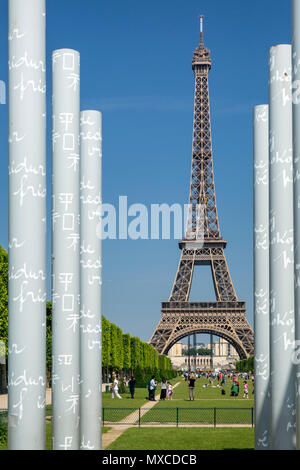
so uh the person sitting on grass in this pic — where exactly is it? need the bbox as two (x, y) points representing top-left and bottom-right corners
(230, 382), (238, 397)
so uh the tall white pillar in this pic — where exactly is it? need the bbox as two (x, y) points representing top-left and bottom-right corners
(52, 49), (80, 450)
(80, 110), (102, 450)
(269, 44), (295, 450)
(292, 0), (300, 450)
(253, 105), (270, 450)
(8, 0), (46, 450)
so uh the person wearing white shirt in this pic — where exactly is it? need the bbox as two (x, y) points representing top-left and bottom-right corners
(111, 374), (122, 399)
(149, 376), (156, 401)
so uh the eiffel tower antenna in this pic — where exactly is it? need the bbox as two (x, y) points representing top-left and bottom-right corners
(200, 15), (204, 46)
(149, 19), (254, 359)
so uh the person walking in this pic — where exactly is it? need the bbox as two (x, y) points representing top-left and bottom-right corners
(111, 373), (122, 399)
(236, 379), (240, 396)
(188, 373), (196, 401)
(167, 382), (173, 400)
(160, 378), (167, 401)
(149, 375), (156, 401)
(243, 380), (249, 399)
(128, 375), (136, 399)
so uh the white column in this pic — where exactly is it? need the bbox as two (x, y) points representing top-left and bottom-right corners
(253, 104), (270, 450)
(292, 0), (300, 450)
(80, 110), (102, 450)
(269, 44), (295, 450)
(52, 49), (80, 450)
(8, 0), (46, 450)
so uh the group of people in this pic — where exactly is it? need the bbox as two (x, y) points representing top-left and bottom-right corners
(110, 373), (136, 399)
(230, 374), (251, 398)
(110, 369), (253, 401)
(183, 370), (254, 399)
(110, 373), (174, 401)
(148, 376), (173, 401)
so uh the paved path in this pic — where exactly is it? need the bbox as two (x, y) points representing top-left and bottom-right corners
(102, 382), (180, 450)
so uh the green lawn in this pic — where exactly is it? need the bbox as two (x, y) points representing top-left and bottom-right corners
(161, 376), (254, 403)
(103, 376), (254, 425)
(1, 376), (254, 450)
(140, 407), (253, 425)
(106, 427), (255, 450)
(102, 377), (181, 423)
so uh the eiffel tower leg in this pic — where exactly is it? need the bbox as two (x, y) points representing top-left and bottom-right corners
(169, 256), (194, 301)
(149, 256), (193, 351)
(211, 250), (237, 301)
(149, 300), (254, 358)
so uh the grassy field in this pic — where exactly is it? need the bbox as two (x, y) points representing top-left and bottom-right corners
(0, 375), (254, 450)
(102, 376), (181, 422)
(103, 375), (254, 425)
(106, 427), (255, 450)
(163, 375), (254, 402)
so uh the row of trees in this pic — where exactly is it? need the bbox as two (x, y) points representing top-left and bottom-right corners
(0, 246), (8, 355)
(0, 245), (176, 386)
(102, 316), (176, 383)
(182, 347), (212, 356)
(235, 356), (254, 372)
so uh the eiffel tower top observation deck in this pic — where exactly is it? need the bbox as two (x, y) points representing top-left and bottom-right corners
(192, 16), (212, 68)
(149, 18), (254, 358)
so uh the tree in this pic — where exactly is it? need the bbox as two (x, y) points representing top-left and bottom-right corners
(110, 323), (123, 371)
(130, 337), (143, 370)
(123, 334), (131, 372)
(0, 246), (8, 354)
(0, 246), (8, 393)
(102, 316), (111, 370)
(46, 302), (52, 384)
(182, 347), (211, 356)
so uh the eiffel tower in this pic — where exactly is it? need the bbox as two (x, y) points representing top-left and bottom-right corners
(149, 18), (254, 359)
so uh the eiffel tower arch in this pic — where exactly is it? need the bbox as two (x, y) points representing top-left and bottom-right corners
(149, 18), (254, 360)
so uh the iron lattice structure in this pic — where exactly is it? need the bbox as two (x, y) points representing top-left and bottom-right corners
(149, 21), (254, 359)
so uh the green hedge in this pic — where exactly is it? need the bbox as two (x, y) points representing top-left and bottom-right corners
(0, 246), (8, 355)
(235, 356), (254, 372)
(0, 240), (175, 382)
(103, 316), (176, 380)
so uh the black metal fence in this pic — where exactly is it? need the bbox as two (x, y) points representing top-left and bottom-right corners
(103, 407), (254, 427)
(0, 407), (254, 429)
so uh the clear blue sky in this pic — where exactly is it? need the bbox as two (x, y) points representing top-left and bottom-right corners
(0, 0), (292, 341)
